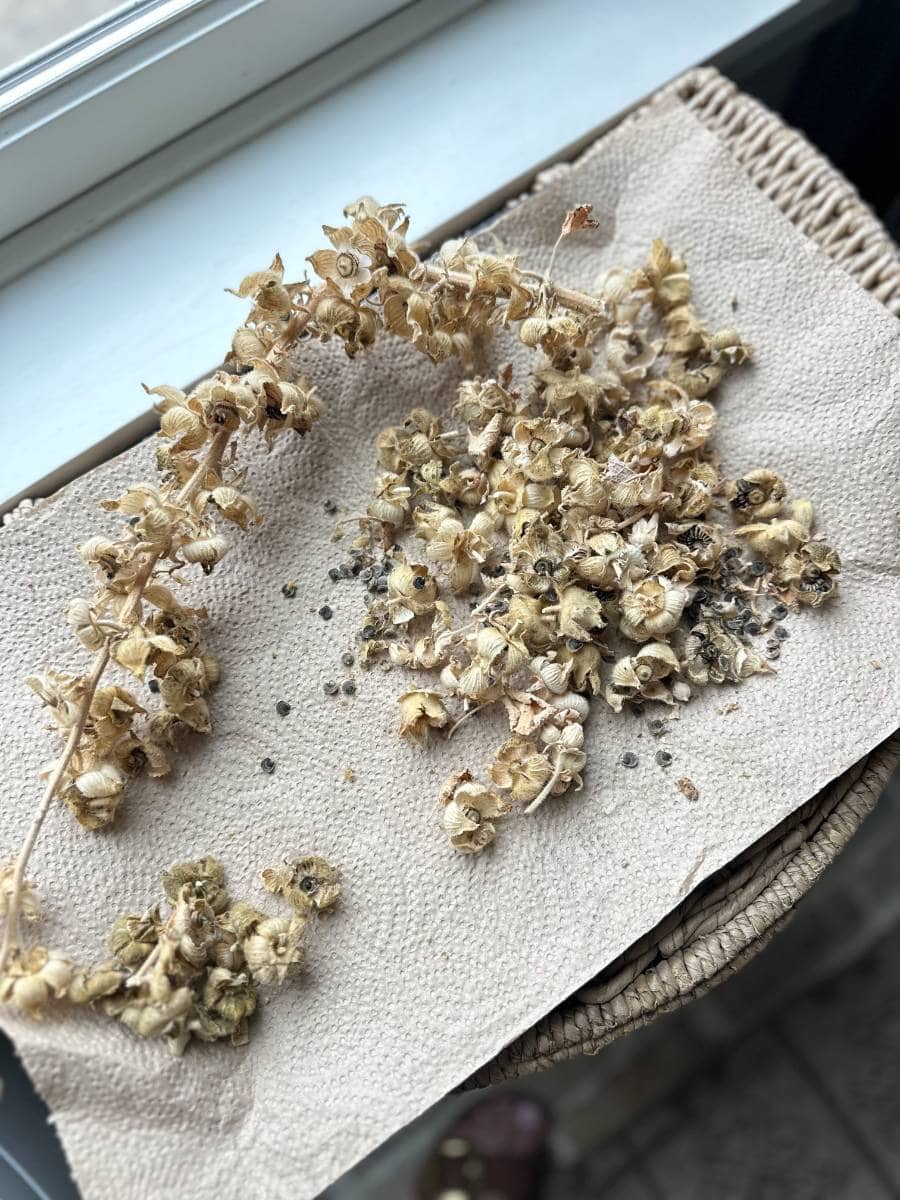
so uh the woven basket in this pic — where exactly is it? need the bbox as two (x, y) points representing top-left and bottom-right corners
(466, 65), (900, 1089)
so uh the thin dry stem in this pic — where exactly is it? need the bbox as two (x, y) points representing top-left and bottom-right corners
(0, 427), (231, 973)
(422, 264), (608, 319)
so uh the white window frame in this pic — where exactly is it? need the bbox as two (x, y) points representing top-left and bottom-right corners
(1, 0), (830, 514)
(0, 0), (435, 241)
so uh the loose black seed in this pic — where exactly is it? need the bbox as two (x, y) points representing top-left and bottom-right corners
(412, 575), (427, 590)
(774, 625), (789, 641)
(350, 561), (362, 576)
(341, 652), (355, 667)
(318, 605), (333, 620)
(621, 751), (639, 768)
(261, 757), (276, 774)
(148, 678), (160, 694)
(341, 680), (356, 696)
(327, 567), (341, 583)
(323, 680), (339, 695)
(744, 620), (762, 636)
(127, 515), (140, 526)
(770, 603), (788, 620)
(323, 499), (338, 515)
(655, 750), (673, 767)
(338, 564), (353, 579)
(275, 700), (291, 717)
(360, 567), (374, 582)
(370, 577), (388, 594)
(647, 718), (665, 735)
(749, 559), (767, 577)
(766, 647), (781, 661)
(281, 582), (297, 599)
(361, 625), (376, 641)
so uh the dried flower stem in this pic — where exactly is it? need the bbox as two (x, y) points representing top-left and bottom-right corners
(0, 428), (231, 974)
(422, 264), (606, 319)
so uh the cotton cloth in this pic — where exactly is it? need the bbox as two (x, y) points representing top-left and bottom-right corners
(1, 91), (898, 1200)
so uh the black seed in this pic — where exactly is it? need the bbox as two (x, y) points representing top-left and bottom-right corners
(621, 751), (638, 768)
(360, 567), (374, 582)
(370, 577), (388, 594)
(724, 618), (742, 632)
(281, 582), (297, 599)
(655, 750), (673, 767)
(566, 638), (584, 652)
(412, 575), (427, 590)
(770, 603), (788, 620)
(340, 652), (354, 667)
(323, 680), (339, 695)
(127, 515), (140, 526)
(350, 561), (362, 576)
(275, 700), (291, 717)
(766, 647), (781, 661)
(544, 589), (558, 603)
(341, 680), (356, 696)
(327, 567), (341, 582)
(749, 559), (767, 577)
(361, 626), (376, 641)
(774, 625), (789, 641)
(148, 678), (160, 694)
(744, 620), (762, 636)
(323, 499), (338, 515)
(647, 718), (665, 735)
(319, 605), (333, 620)
(261, 758), (276, 774)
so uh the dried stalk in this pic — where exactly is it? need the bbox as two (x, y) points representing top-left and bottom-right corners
(0, 428), (231, 973)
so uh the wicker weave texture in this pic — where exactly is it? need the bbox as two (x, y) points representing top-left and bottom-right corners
(468, 66), (900, 1088)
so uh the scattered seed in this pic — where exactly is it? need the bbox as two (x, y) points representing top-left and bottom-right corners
(327, 567), (341, 583)
(749, 559), (767, 577)
(338, 563), (353, 579)
(319, 605), (333, 621)
(647, 717), (665, 735)
(744, 620), (762, 636)
(275, 700), (291, 717)
(281, 581), (297, 599)
(677, 776), (699, 801)
(340, 651), (355, 667)
(260, 757), (276, 774)
(655, 750), (673, 767)
(765, 646), (781, 660)
(773, 625), (789, 641)
(360, 625), (377, 641)
(323, 499), (338, 515)
(621, 751), (638, 768)
(323, 680), (339, 696)
(127, 515), (140, 526)
(341, 680), (356, 696)
(148, 678), (160, 694)
(360, 567), (374, 582)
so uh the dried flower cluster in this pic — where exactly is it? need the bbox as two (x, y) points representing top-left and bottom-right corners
(2, 196), (840, 1033)
(340, 228), (841, 851)
(0, 855), (339, 1054)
